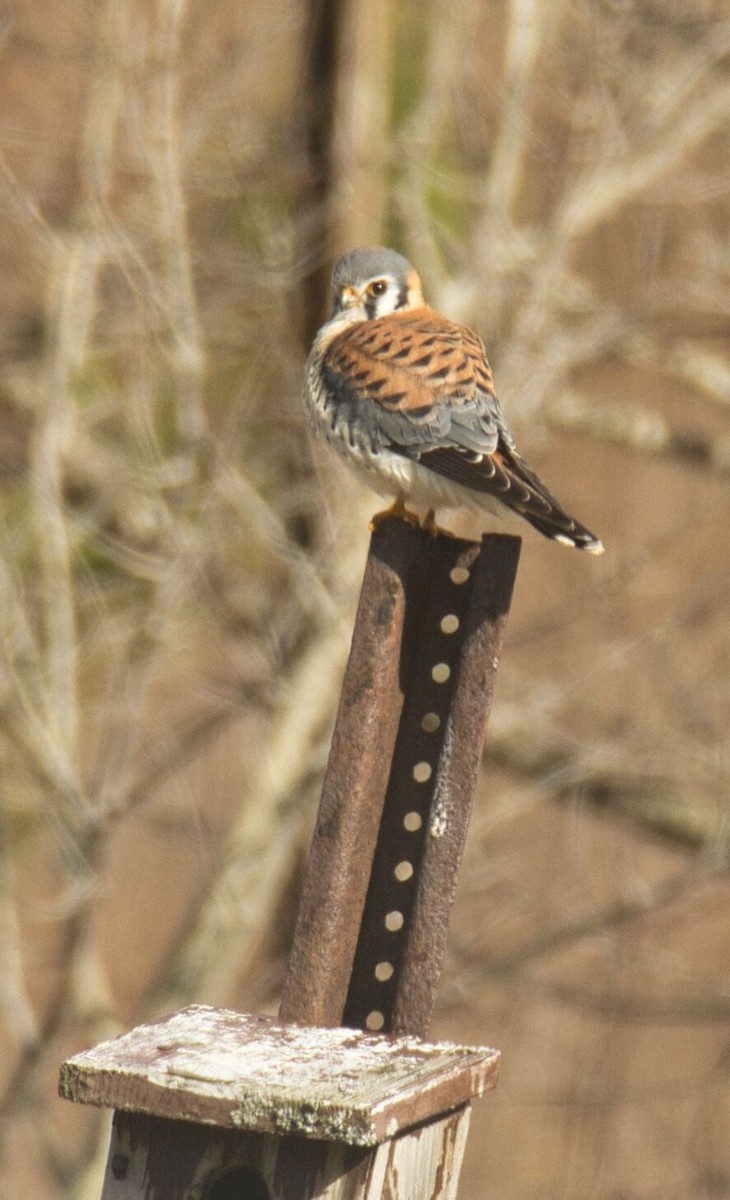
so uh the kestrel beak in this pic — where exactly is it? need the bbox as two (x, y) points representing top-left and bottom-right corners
(339, 286), (361, 309)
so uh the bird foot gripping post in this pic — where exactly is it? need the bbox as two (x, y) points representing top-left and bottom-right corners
(60, 521), (521, 1200)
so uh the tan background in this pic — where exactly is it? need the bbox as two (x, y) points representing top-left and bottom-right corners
(0, 1), (728, 1197)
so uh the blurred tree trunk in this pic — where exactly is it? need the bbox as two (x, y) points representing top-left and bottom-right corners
(297, 0), (394, 342)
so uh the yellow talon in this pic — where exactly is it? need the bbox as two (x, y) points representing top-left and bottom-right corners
(369, 495), (420, 531)
(423, 509), (438, 537)
(423, 508), (457, 539)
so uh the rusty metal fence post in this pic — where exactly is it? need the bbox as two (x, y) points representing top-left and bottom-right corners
(279, 520), (521, 1036)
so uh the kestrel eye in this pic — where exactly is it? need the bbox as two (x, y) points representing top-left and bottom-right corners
(368, 280), (388, 297)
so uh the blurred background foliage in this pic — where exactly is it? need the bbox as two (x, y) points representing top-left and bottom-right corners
(0, 0), (729, 1197)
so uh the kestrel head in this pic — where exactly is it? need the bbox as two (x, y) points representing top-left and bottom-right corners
(329, 247), (424, 323)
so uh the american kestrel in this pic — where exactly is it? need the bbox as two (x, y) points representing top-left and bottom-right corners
(304, 247), (604, 553)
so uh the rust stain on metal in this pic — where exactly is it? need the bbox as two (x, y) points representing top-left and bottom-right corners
(343, 530), (521, 1038)
(279, 519), (520, 1037)
(278, 525), (412, 1027)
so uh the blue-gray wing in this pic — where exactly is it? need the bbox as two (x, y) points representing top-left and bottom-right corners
(322, 306), (531, 495)
(321, 306), (604, 551)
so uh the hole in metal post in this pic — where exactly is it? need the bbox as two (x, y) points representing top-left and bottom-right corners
(375, 961), (394, 981)
(366, 1010), (385, 1031)
(412, 761), (432, 783)
(450, 566), (470, 585)
(394, 860), (414, 882)
(385, 910), (404, 931)
(403, 811), (422, 831)
(440, 613), (460, 634)
(421, 712), (440, 732)
(432, 662), (451, 683)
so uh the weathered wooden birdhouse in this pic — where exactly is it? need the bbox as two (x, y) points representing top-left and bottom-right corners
(61, 1005), (500, 1200)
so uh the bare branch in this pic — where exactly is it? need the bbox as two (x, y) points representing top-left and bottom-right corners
(148, 0), (208, 444)
(559, 84), (730, 242)
(143, 619), (350, 1011)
